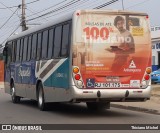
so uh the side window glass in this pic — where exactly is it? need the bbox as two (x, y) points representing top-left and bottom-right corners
(10, 41), (14, 62)
(27, 36), (32, 61)
(42, 30), (48, 59)
(37, 33), (42, 60)
(23, 37), (28, 61)
(48, 28), (54, 59)
(16, 40), (20, 61)
(20, 38), (24, 61)
(53, 26), (62, 58)
(6, 42), (12, 65)
(32, 34), (37, 59)
(61, 24), (70, 57)
(12, 41), (16, 62)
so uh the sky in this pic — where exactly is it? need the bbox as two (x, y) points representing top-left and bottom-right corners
(0, 0), (159, 46)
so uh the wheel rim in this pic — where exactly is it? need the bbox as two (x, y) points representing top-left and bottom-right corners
(38, 88), (43, 106)
(11, 87), (15, 101)
(11, 87), (15, 97)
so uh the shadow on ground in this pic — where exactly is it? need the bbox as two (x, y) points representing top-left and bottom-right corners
(13, 99), (140, 118)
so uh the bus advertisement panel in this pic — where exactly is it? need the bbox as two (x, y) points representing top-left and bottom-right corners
(72, 11), (151, 89)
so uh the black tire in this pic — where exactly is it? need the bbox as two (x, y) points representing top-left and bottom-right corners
(151, 81), (156, 84)
(37, 83), (47, 111)
(11, 83), (20, 103)
(86, 102), (110, 111)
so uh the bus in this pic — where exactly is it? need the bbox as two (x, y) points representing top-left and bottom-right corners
(3, 10), (152, 111)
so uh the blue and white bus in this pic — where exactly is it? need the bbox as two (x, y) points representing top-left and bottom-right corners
(3, 10), (152, 111)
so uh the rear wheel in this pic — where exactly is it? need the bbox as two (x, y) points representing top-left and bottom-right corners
(151, 81), (156, 84)
(38, 83), (47, 111)
(11, 83), (20, 103)
(86, 102), (110, 111)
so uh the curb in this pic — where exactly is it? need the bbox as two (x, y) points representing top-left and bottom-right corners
(111, 104), (160, 115)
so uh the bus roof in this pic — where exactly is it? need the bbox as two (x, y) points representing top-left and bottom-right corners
(7, 9), (147, 42)
(8, 12), (73, 42)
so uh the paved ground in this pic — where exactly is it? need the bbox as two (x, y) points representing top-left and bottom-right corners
(112, 84), (160, 115)
(0, 88), (160, 133)
(0, 82), (4, 89)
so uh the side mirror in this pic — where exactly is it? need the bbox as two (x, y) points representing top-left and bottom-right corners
(3, 47), (7, 56)
(3, 47), (7, 64)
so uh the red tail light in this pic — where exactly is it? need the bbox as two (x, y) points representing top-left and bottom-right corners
(146, 15), (149, 19)
(144, 74), (150, 80)
(75, 74), (80, 80)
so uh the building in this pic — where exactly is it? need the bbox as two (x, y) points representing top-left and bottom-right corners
(151, 26), (160, 71)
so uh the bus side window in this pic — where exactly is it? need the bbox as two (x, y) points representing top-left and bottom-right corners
(27, 36), (32, 61)
(32, 34), (37, 60)
(5, 42), (12, 66)
(37, 33), (42, 60)
(20, 38), (24, 61)
(53, 25), (62, 58)
(12, 41), (16, 62)
(23, 37), (28, 61)
(61, 24), (70, 57)
(16, 40), (20, 62)
(42, 30), (48, 59)
(48, 28), (54, 59)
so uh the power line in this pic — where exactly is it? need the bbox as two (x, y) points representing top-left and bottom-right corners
(43, 0), (96, 20)
(0, 8), (19, 30)
(0, 0), (60, 27)
(27, 0), (119, 22)
(0, 1), (18, 11)
(122, 0), (124, 10)
(94, 0), (119, 9)
(30, 0), (118, 22)
(0, 4), (18, 9)
(26, 7), (48, 22)
(1, 25), (20, 45)
(1, 0), (120, 45)
(0, 0), (40, 9)
(26, 0), (81, 22)
(36, 0), (88, 20)
(126, 0), (151, 9)
(0, 1), (21, 18)
(0, 23), (20, 39)
(7, 0), (68, 25)
(0, 6), (17, 9)
(26, 0), (67, 18)
(26, 0), (41, 5)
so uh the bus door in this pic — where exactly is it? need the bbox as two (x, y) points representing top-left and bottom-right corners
(14, 39), (26, 97)
(3, 44), (12, 93)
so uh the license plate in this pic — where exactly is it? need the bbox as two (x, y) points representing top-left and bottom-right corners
(94, 82), (121, 88)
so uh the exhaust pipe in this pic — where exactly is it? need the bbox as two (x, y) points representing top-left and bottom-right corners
(97, 90), (101, 98)
(125, 90), (129, 98)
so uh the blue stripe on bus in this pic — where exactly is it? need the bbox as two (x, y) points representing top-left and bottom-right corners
(10, 61), (37, 84)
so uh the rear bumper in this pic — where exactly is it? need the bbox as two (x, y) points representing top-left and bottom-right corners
(71, 85), (151, 102)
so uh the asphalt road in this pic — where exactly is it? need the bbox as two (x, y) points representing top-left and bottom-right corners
(0, 88), (160, 133)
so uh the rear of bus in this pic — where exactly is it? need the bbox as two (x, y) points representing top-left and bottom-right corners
(71, 10), (151, 103)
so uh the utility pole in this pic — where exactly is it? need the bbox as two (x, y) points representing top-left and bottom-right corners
(122, 0), (124, 10)
(21, 0), (27, 31)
